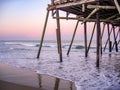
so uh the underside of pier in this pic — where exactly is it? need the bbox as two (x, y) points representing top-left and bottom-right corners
(37, 0), (120, 67)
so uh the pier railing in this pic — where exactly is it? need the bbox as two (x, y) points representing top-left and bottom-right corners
(52, 0), (75, 5)
(51, 0), (94, 5)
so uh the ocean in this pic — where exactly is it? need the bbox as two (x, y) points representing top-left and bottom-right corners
(0, 40), (120, 90)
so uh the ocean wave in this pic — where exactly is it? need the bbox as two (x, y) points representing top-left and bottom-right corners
(36, 44), (85, 49)
(36, 44), (56, 48)
(75, 45), (84, 49)
(4, 42), (98, 50)
(4, 42), (38, 47)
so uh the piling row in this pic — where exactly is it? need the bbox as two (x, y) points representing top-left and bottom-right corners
(37, 0), (120, 67)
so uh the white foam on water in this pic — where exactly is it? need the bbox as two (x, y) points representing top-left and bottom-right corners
(0, 41), (120, 90)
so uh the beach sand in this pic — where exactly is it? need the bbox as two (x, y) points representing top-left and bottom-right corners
(0, 62), (76, 90)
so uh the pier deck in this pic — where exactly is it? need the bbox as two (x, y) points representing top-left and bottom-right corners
(48, 0), (120, 25)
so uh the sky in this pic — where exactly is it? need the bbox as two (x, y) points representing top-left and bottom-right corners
(0, 0), (109, 41)
(0, 0), (50, 40)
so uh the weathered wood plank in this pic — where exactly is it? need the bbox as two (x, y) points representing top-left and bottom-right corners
(49, 0), (96, 10)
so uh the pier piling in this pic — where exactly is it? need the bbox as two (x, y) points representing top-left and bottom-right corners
(37, 11), (49, 59)
(67, 20), (79, 56)
(84, 22), (88, 57)
(56, 9), (63, 62)
(96, 1), (101, 67)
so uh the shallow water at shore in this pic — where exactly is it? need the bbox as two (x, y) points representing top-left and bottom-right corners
(0, 41), (120, 90)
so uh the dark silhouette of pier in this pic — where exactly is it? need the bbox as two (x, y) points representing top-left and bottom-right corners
(37, 0), (120, 67)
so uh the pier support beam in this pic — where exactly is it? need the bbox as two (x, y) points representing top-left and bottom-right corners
(56, 9), (63, 62)
(84, 22), (88, 57)
(114, 0), (120, 14)
(96, 2), (101, 67)
(67, 20), (79, 56)
(101, 23), (106, 55)
(103, 26), (113, 52)
(87, 22), (96, 54)
(56, 28), (60, 54)
(112, 27), (119, 52)
(37, 11), (50, 59)
(107, 24), (112, 52)
(118, 27), (120, 45)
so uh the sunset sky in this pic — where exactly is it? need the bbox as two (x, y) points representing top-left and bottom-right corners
(0, 0), (108, 41)
(0, 0), (49, 40)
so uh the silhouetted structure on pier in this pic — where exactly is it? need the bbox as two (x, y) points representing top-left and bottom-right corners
(37, 0), (120, 67)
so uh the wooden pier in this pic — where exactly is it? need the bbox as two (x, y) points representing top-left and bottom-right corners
(37, 0), (120, 67)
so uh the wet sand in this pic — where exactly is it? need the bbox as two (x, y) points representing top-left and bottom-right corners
(0, 62), (76, 90)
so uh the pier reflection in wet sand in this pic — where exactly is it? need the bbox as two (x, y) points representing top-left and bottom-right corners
(0, 63), (76, 90)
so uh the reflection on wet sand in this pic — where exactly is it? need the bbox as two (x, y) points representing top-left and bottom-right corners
(0, 63), (76, 90)
(38, 75), (76, 90)
(0, 80), (41, 90)
(54, 78), (60, 90)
